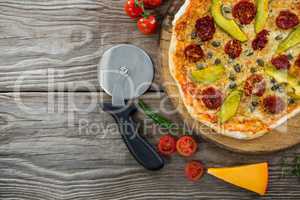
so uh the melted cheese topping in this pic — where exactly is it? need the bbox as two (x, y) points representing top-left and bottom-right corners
(170, 0), (300, 139)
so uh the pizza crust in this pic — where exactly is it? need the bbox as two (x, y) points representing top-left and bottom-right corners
(169, 0), (300, 140)
(173, 0), (190, 26)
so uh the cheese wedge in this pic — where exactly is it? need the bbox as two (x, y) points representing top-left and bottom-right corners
(207, 163), (268, 195)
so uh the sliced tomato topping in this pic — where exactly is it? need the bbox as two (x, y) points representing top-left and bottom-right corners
(176, 136), (198, 157)
(185, 161), (205, 182)
(157, 134), (177, 156)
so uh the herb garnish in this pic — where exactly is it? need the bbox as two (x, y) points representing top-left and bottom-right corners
(291, 157), (300, 177)
(281, 156), (300, 178)
(138, 100), (175, 130)
(138, 100), (189, 135)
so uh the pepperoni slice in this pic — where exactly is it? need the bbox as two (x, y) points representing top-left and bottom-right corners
(195, 16), (216, 42)
(295, 55), (300, 68)
(271, 55), (291, 70)
(201, 87), (223, 109)
(232, 1), (257, 25)
(263, 95), (285, 114)
(244, 74), (266, 97)
(224, 40), (243, 59)
(184, 44), (205, 62)
(276, 10), (299, 30)
(252, 30), (269, 51)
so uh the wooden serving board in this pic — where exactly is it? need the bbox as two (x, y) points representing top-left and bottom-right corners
(159, 0), (300, 154)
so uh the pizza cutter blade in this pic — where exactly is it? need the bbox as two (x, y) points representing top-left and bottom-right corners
(98, 44), (164, 171)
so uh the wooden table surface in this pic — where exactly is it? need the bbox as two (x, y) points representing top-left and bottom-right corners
(0, 0), (299, 199)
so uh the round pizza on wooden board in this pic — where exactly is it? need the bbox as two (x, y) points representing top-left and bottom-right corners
(160, 0), (300, 153)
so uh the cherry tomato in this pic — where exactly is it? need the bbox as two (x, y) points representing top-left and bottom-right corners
(176, 136), (198, 157)
(185, 161), (205, 182)
(137, 15), (158, 35)
(143, 0), (162, 8)
(124, 0), (144, 19)
(157, 134), (177, 156)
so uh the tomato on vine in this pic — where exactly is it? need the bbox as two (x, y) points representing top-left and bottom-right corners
(124, 0), (144, 19)
(137, 15), (158, 35)
(143, 0), (163, 8)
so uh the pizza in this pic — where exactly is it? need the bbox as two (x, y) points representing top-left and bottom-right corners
(169, 0), (300, 139)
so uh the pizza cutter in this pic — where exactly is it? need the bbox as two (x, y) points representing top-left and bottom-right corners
(98, 44), (164, 171)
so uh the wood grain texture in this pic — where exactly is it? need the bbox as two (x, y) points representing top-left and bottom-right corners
(0, 0), (300, 199)
(0, 92), (300, 200)
(159, 0), (300, 153)
(0, 0), (172, 92)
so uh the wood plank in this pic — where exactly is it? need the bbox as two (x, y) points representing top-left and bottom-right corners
(0, 0), (172, 92)
(0, 92), (300, 199)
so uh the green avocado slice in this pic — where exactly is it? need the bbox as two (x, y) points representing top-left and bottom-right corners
(219, 90), (243, 124)
(277, 26), (300, 54)
(265, 66), (300, 96)
(190, 65), (225, 84)
(211, 0), (248, 42)
(255, 0), (269, 33)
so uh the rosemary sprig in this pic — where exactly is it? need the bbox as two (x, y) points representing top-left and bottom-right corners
(138, 100), (175, 129)
(291, 156), (300, 177)
(138, 100), (189, 135)
(281, 156), (300, 178)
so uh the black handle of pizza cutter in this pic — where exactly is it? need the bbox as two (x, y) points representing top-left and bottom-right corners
(101, 102), (164, 171)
